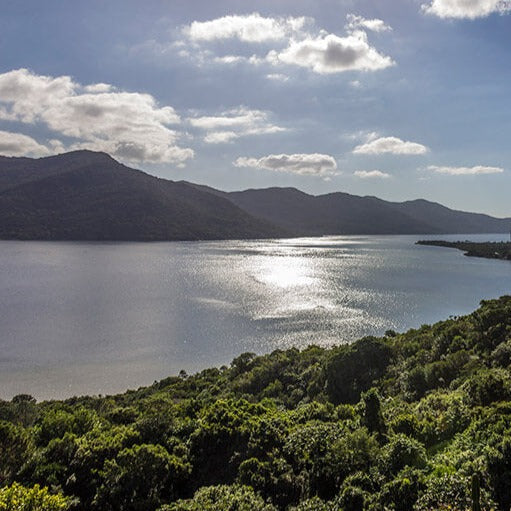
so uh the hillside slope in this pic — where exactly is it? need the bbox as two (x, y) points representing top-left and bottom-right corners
(223, 187), (438, 235)
(390, 198), (511, 234)
(1, 150), (509, 241)
(0, 151), (286, 241)
(220, 187), (511, 235)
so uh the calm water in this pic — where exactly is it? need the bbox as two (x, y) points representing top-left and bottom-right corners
(1, 234), (510, 400)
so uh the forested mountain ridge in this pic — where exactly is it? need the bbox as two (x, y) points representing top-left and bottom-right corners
(218, 187), (439, 235)
(3, 296), (511, 509)
(1, 150), (510, 241)
(0, 151), (286, 241)
(208, 187), (511, 235)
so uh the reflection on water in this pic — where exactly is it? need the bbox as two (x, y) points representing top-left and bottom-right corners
(0, 234), (510, 399)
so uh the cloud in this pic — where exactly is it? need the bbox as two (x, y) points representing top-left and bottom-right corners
(353, 136), (428, 155)
(204, 131), (238, 144)
(427, 165), (504, 175)
(346, 14), (392, 32)
(189, 107), (285, 144)
(0, 68), (194, 164)
(184, 13), (307, 43)
(354, 170), (391, 179)
(83, 83), (114, 93)
(422, 0), (511, 18)
(213, 55), (246, 64)
(180, 12), (394, 75)
(266, 73), (289, 82)
(0, 130), (52, 157)
(270, 31), (394, 74)
(234, 153), (338, 177)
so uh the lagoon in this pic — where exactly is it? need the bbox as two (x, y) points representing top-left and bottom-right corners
(1, 234), (510, 400)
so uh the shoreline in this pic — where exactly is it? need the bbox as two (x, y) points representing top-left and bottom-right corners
(417, 239), (511, 261)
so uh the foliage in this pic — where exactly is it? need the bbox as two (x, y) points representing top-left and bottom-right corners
(159, 484), (276, 511)
(2, 296), (511, 510)
(0, 483), (71, 511)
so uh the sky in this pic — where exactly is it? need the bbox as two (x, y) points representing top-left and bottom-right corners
(1, 0), (511, 216)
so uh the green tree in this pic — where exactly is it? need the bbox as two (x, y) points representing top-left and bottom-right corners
(0, 421), (32, 484)
(95, 443), (190, 511)
(159, 484), (276, 511)
(325, 337), (392, 404)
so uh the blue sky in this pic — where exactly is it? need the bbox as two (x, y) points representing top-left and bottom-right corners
(1, 0), (511, 216)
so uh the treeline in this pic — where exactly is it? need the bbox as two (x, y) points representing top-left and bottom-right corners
(417, 240), (511, 261)
(3, 297), (511, 510)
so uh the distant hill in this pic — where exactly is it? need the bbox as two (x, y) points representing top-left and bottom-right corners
(0, 151), (286, 241)
(188, 184), (511, 236)
(0, 150), (509, 241)
(223, 188), (437, 235)
(388, 198), (511, 234)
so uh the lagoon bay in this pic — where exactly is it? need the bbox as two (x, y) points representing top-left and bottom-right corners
(1, 234), (510, 400)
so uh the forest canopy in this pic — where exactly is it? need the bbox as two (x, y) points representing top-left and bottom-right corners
(2, 296), (511, 510)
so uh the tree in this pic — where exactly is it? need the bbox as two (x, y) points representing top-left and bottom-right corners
(361, 388), (386, 437)
(325, 337), (392, 404)
(0, 421), (32, 484)
(95, 444), (191, 511)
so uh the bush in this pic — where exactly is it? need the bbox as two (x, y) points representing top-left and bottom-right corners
(160, 484), (276, 511)
(0, 483), (70, 511)
(415, 473), (495, 511)
(463, 368), (511, 406)
(379, 434), (426, 476)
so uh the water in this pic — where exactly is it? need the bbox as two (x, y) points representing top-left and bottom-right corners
(1, 234), (510, 400)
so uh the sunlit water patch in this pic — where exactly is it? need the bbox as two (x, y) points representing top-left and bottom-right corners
(0, 234), (510, 399)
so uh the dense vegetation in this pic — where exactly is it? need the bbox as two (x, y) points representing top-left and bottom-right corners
(3, 296), (511, 509)
(417, 240), (511, 261)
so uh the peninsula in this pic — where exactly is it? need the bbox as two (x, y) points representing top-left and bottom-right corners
(417, 240), (511, 261)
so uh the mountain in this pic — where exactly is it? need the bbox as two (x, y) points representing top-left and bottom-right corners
(388, 198), (511, 234)
(0, 150), (509, 241)
(0, 151), (286, 241)
(188, 184), (511, 236)
(222, 188), (438, 235)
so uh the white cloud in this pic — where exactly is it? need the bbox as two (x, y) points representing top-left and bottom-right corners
(427, 165), (504, 175)
(272, 31), (394, 74)
(234, 153), (338, 177)
(353, 136), (428, 155)
(180, 13), (394, 75)
(189, 107), (285, 144)
(346, 14), (392, 32)
(422, 0), (511, 18)
(184, 13), (308, 43)
(204, 131), (238, 144)
(83, 83), (114, 93)
(0, 68), (194, 164)
(208, 54), (265, 66)
(266, 73), (289, 82)
(0, 130), (52, 157)
(354, 170), (391, 179)
(212, 55), (250, 64)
